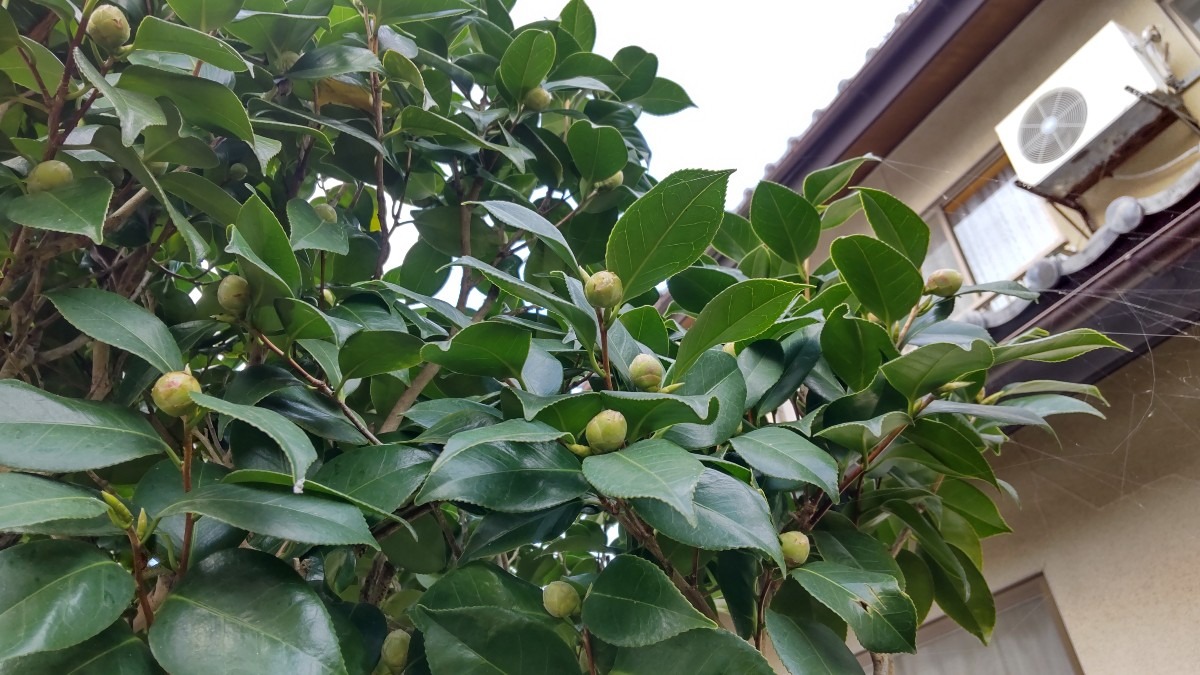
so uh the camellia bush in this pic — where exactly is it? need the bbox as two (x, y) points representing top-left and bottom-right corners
(0, 0), (1123, 673)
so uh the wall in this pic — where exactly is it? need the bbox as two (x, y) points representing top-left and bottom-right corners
(982, 327), (1200, 673)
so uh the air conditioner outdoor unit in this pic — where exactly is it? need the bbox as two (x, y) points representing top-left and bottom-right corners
(995, 21), (1167, 189)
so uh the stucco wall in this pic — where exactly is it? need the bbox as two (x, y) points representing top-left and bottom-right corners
(984, 327), (1200, 673)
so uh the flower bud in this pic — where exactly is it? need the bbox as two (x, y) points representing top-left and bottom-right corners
(585, 409), (627, 453)
(135, 509), (149, 540)
(152, 370), (201, 418)
(228, 163), (248, 182)
(722, 342), (737, 357)
(595, 171), (624, 191)
(275, 51), (302, 73)
(924, 268), (963, 298)
(584, 271), (623, 309)
(86, 5), (130, 51)
(523, 86), (553, 111)
(380, 630), (411, 672)
(314, 203), (338, 223)
(542, 580), (581, 618)
(217, 275), (251, 316)
(26, 160), (74, 194)
(102, 491), (134, 530)
(566, 443), (592, 458)
(629, 354), (664, 392)
(780, 531), (810, 567)
(322, 288), (336, 307)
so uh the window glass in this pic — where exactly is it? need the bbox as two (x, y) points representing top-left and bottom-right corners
(1169, 0), (1200, 33)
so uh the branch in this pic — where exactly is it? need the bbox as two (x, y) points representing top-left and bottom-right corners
(610, 501), (718, 622)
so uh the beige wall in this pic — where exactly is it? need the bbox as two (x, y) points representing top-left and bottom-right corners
(808, 0), (1200, 263)
(984, 328), (1200, 673)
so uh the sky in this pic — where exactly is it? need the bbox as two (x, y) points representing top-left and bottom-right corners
(385, 0), (915, 278)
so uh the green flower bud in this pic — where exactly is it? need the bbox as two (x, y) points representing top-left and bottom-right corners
(26, 160), (74, 194)
(148, 161), (169, 177)
(542, 580), (581, 618)
(523, 86), (553, 111)
(135, 509), (149, 540)
(102, 491), (134, 530)
(630, 353), (664, 392)
(322, 288), (336, 307)
(228, 163), (248, 182)
(585, 409), (627, 453)
(780, 531), (810, 567)
(380, 630), (411, 672)
(722, 342), (737, 357)
(152, 370), (201, 418)
(658, 382), (684, 394)
(924, 268), (963, 298)
(584, 271), (623, 309)
(314, 203), (338, 223)
(86, 5), (130, 51)
(217, 274), (251, 316)
(276, 51), (302, 73)
(595, 170), (624, 191)
(566, 443), (592, 458)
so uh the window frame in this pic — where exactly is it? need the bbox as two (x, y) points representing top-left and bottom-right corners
(1159, 0), (1200, 54)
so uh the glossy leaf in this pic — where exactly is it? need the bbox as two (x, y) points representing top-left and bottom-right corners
(0, 380), (167, 472)
(500, 29), (556, 97)
(159, 483), (377, 548)
(474, 200), (578, 271)
(729, 427), (839, 497)
(992, 328), (1126, 364)
(858, 188), (929, 265)
(789, 561), (917, 654)
(149, 548), (348, 674)
(610, 627), (775, 674)
(901, 419), (997, 487)
(0, 473), (106, 532)
(416, 440), (588, 513)
(133, 16), (246, 71)
(880, 340), (994, 401)
(582, 554), (715, 647)
(0, 540), (133, 661)
(568, 121), (627, 181)
(422, 320), (529, 380)
(462, 502), (582, 561)
(821, 308), (897, 392)
(830, 235), (923, 325)
(583, 438), (704, 523)
(288, 45), (382, 80)
(634, 77), (696, 115)
(884, 500), (968, 597)
(339, 330), (424, 381)
(670, 279), (804, 382)
(0, 621), (155, 675)
(663, 350), (747, 449)
(412, 606), (579, 673)
(191, 393), (317, 490)
(46, 288), (183, 375)
(166, 0), (244, 32)
(74, 50), (164, 146)
(314, 446), (434, 513)
(133, 460), (244, 568)
(6, 177), (112, 243)
(228, 195), (303, 304)
(811, 513), (904, 584)
(751, 181), (821, 266)
(925, 547), (995, 643)
(766, 609), (865, 675)
(288, 199), (349, 254)
(607, 169), (733, 299)
(803, 155), (876, 206)
(435, 419), (567, 471)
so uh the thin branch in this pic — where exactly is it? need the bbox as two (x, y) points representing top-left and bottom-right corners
(178, 426), (195, 576)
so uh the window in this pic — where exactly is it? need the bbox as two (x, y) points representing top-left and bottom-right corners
(1163, 0), (1200, 39)
(858, 577), (1083, 675)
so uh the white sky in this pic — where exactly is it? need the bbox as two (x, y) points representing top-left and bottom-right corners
(385, 0), (914, 280)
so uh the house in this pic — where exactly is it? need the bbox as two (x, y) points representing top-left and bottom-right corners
(752, 0), (1200, 671)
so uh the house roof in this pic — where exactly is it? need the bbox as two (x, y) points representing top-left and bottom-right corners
(740, 0), (1046, 212)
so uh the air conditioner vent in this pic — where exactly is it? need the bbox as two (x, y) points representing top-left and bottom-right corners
(1018, 88), (1088, 164)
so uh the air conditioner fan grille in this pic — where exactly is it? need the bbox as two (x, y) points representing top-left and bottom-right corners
(1017, 87), (1088, 164)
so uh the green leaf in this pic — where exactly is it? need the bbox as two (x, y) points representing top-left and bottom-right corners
(883, 500), (968, 597)
(895, 549), (934, 624)
(158, 172), (242, 226)
(412, 606), (579, 674)
(133, 16), (246, 71)
(821, 193), (865, 229)
(395, 240), (450, 296)
(133, 460), (244, 569)
(713, 210), (761, 261)
(992, 328), (1126, 364)
(0, 540), (133, 661)
(166, 0), (244, 32)
(998, 393), (1105, 419)
(0, 473), (106, 532)
(0, 39), (62, 93)
(398, 107), (527, 169)
(462, 502), (582, 561)
(818, 410), (910, 455)
(74, 49), (164, 146)
(228, 195), (303, 304)
(939, 479), (1011, 538)
(633, 468), (785, 568)
(46, 288), (183, 374)
(6, 177), (112, 243)
(415, 440), (588, 513)
(880, 340), (994, 401)
(858, 188), (929, 265)
(610, 627), (775, 674)
(118, 65), (254, 144)
(0, 10), (19, 56)
(600, 389), (719, 438)
(766, 609), (865, 675)
(159, 483), (377, 548)
(750, 181), (821, 267)
(634, 77), (696, 115)
(803, 156), (876, 206)
(900, 419), (997, 487)
(670, 279), (804, 382)
(559, 0), (596, 51)
(821, 308), (898, 391)
(607, 169), (733, 299)
(924, 546), (995, 643)
(0, 380), (168, 472)
(919, 400), (1048, 429)
(728, 427), (839, 497)
(422, 320), (530, 380)
(500, 29), (556, 97)
(830, 235), (923, 325)
(190, 392), (317, 490)
(339, 330), (423, 381)
(582, 438), (704, 523)
(362, 0), (473, 24)
(150, 548), (348, 674)
(612, 45), (658, 99)
(582, 554), (715, 647)
(666, 265), (743, 315)
(663, 350), (747, 449)
(789, 561), (917, 654)
(313, 446), (433, 514)
(714, 550), (759, 638)
(0, 621), (154, 675)
(811, 513), (903, 585)
(738, 340), (785, 410)
(997, 379), (1106, 404)
(474, 200), (578, 271)
(288, 199), (349, 254)
(567, 120), (627, 181)
(435, 419), (567, 471)
(289, 45), (382, 80)
(957, 280), (1039, 301)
